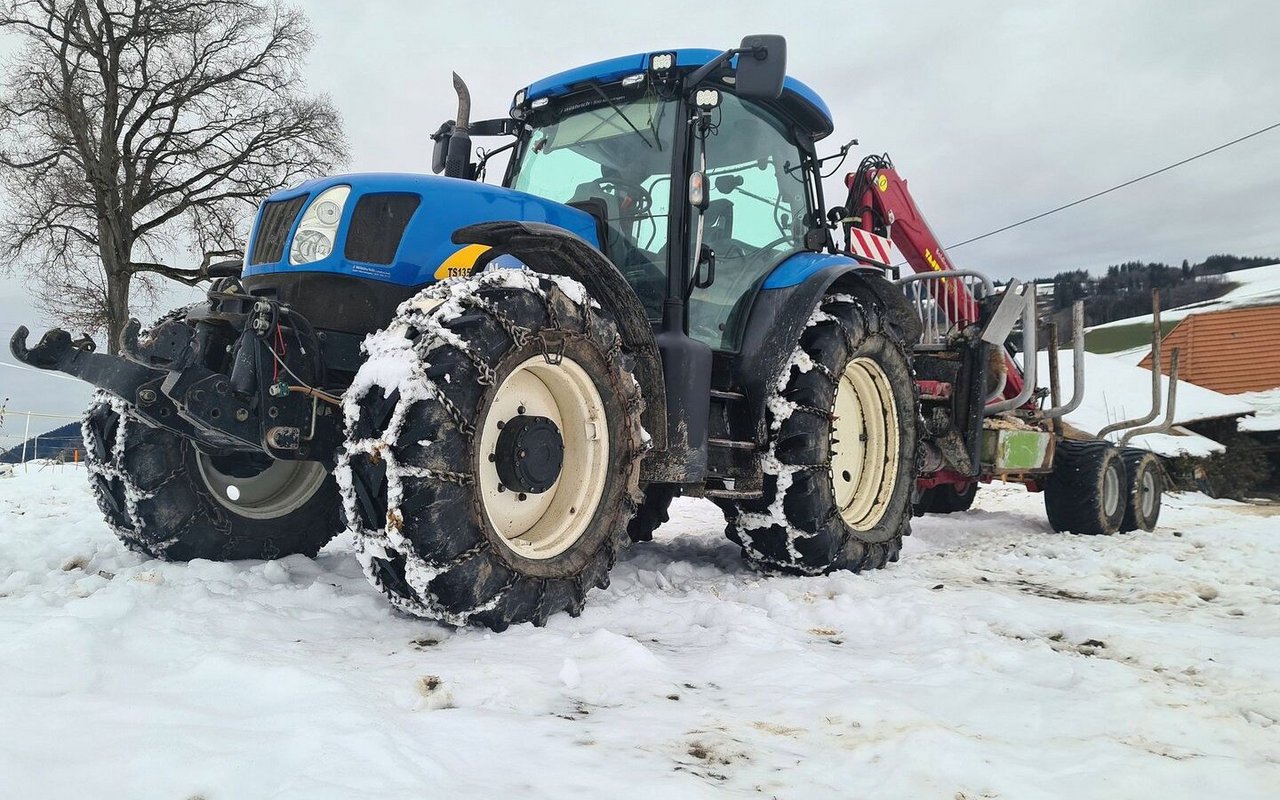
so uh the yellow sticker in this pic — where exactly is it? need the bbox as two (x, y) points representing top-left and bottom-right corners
(876, 174), (889, 192)
(433, 244), (492, 280)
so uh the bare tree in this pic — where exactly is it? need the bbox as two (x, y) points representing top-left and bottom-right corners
(0, 0), (346, 352)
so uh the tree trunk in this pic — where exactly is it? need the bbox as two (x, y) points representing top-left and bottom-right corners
(104, 263), (131, 356)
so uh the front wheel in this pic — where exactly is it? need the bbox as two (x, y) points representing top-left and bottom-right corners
(339, 270), (646, 631)
(718, 290), (918, 574)
(83, 397), (341, 560)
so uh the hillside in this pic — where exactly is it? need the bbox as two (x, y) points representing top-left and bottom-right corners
(1086, 263), (1280, 342)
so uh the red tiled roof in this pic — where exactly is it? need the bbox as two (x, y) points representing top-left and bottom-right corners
(1139, 304), (1280, 395)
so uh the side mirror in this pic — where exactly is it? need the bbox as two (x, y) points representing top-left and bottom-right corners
(430, 121), (455, 175)
(735, 34), (786, 99)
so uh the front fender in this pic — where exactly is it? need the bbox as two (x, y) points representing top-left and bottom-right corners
(451, 220), (667, 454)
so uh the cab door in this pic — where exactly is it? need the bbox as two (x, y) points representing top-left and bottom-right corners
(687, 93), (812, 351)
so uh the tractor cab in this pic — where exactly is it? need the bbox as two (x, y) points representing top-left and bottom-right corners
(491, 43), (836, 351)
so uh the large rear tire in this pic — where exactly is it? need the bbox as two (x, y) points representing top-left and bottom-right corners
(338, 270), (646, 631)
(82, 397), (341, 560)
(915, 481), (978, 515)
(1119, 447), (1162, 532)
(718, 291), (917, 574)
(627, 484), (679, 542)
(1044, 440), (1127, 535)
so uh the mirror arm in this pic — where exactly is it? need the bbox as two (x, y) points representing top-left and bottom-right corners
(684, 47), (748, 91)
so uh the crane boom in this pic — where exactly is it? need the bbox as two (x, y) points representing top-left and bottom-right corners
(841, 155), (1026, 403)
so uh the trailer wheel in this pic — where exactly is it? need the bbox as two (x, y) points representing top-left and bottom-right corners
(82, 397), (341, 561)
(627, 484), (679, 542)
(914, 481), (978, 515)
(1044, 440), (1127, 535)
(339, 271), (646, 631)
(1119, 448), (1162, 532)
(718, 291), (917, 575)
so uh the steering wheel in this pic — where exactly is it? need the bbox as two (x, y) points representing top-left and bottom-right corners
(591, 177), (652, 216)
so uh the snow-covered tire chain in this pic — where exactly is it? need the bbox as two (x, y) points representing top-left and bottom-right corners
(717, 291), (918, 575)
(82, 396), (342, 560)
(338, 270), (646, 631)
(914, 481), (978, 515)
(1119, 447), (1162, 532)
(1043, 440), (1127, 535)
(627, 484), (679, 542)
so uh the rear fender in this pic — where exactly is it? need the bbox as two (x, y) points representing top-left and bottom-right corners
(451, 221), (667, 453)
(733, 263), (918, 439)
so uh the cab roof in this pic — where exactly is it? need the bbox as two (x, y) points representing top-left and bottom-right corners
(521, 48), (835, 141)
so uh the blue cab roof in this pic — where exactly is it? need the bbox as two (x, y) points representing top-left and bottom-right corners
(522, 48), (834, 140)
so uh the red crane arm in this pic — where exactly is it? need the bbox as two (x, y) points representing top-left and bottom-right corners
(842, 159), (1026, 402)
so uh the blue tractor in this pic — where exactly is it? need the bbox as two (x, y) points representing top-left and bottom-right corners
(13, 37), (921, 630)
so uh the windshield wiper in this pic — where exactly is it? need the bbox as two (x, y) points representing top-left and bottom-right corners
(588, 83), (654, 149)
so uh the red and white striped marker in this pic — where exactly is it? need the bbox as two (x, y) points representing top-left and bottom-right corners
(848, 228), (895, 266)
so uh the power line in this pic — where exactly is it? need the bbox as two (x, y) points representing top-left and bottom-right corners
(946, 120), (1280, 252)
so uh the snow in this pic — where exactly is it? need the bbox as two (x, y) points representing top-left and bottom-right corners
(1034, 350), (1253, 456)
(3, 467), (1279, 799)
(1089, 263), (1280, 332)
(1237, 387), (1280, 433)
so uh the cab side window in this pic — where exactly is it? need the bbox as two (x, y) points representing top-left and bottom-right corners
(688, 94), (810, 350)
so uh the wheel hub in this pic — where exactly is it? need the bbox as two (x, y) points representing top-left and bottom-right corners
(494, 414), (564, 493)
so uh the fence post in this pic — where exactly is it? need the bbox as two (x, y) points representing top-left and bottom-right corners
(20, 412), (31, 466)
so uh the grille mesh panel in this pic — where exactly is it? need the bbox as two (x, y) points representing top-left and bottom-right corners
(344, 193), (421, 265)
(249, 196), (307, 265)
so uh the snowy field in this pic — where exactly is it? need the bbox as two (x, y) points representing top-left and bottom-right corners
(2, 467), (1278, 799)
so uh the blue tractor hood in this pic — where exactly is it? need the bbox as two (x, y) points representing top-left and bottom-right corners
(241, 173), (600, 287)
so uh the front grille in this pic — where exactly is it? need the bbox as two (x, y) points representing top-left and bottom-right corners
(249, 196), (307, 265)
(345, 193), (421, 265)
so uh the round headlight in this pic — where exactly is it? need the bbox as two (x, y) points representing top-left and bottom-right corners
(291, 229), (332, 263)
(313, 200), (341, 226)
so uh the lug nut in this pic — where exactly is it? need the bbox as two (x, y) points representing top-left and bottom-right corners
(234, 408), (249, 422)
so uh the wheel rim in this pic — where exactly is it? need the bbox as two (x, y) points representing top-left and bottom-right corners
(831, 356), (901, 531)
(1139, 465), (1157, 518)
(477, 355), (609, 560)
(196, 454), (328, 520)
(1103, 459), (1122, 518)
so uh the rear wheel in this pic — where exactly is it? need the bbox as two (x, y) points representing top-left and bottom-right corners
(1044, 440), (1127, 535)
(627, 484), (679, 542)
(339, 271), (646, 630)
(82, 397), (340, 560)
(1119, 448), (1162, 532)
(718, 291), (917, 574)
(915, 481), (978, 515)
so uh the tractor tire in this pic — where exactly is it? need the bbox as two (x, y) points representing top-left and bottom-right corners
(718, 291), (918, 575)
(82, 396), (341, 561)
(1119, 447), (1162, 532)
(339, 270), (646, 631)
(627, 484), (679, 542)
(1043, 440), (1127, 535)
(914, 481), (978, 515)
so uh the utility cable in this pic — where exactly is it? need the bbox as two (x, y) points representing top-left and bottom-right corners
(945, 120), (1280, 252)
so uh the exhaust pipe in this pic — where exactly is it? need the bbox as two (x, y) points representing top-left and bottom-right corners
(444, 72), (472, 180)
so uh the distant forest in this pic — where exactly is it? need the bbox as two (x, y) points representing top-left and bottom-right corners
(1040, 254), (1277, 327)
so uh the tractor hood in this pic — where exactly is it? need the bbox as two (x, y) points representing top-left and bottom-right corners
(241, 173), (600, 287)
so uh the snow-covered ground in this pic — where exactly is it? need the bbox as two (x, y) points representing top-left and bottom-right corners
(2, 466), (1278, 799)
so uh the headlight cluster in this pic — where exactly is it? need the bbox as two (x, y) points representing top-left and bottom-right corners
(289, 185), (350, 265)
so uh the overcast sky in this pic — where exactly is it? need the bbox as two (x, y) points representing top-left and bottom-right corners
(3, 0), (1279, 435)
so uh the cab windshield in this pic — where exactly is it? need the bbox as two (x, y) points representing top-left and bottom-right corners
(510, 94), (677, 318)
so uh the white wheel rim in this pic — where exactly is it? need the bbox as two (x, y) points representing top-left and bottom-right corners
(831, 356), (900, 531)
(477, 355), (609, 560)
(1103, 461), (1121, 517)
(196, 454), (327, 520)
(1139, 466), (1157, 518)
